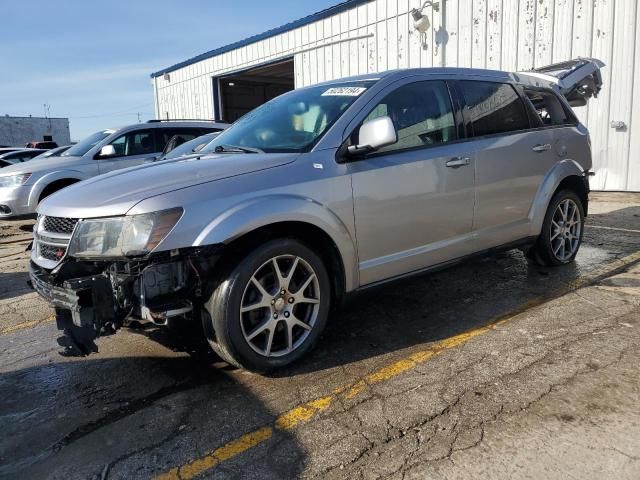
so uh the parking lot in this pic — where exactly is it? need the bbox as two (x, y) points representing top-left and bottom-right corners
(0, 192), (638, 479)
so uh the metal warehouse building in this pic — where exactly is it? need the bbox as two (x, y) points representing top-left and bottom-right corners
(152, 0), (640, 191)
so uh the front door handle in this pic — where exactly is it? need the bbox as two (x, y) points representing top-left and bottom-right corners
(446, 157), (471, 168)
(532, 143), (552, 153)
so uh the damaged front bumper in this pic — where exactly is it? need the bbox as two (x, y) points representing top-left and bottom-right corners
(29, 261), (116, 329)
(28, 245), (221, 355)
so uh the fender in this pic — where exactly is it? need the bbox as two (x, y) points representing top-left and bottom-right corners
(27, 170), (88, 210)
(194, 194), (359, 292)
(528, 158), (587, 236)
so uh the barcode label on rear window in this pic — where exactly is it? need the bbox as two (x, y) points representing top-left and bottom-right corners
(322, 87), (367, 97)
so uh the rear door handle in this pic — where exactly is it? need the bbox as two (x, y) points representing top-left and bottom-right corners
(532, 144), (552, 153)
(446, 157), (471, 168)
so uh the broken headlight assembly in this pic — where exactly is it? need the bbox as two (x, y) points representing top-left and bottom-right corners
(67, 208), (183, 259)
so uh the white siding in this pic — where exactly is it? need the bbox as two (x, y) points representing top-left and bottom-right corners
(155, 0), (640, 191)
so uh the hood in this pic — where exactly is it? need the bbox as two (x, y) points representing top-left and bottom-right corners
(38, 152), (298, 218)
(0, 155), (83, 178)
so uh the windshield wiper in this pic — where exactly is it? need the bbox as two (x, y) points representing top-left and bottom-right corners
(214, 144), (264, 154)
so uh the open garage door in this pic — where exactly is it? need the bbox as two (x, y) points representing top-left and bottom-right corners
(218, 59), (294, 122)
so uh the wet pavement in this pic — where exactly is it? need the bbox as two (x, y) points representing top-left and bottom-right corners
(0, 192), (639, 479)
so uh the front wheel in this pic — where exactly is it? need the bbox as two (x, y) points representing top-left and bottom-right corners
(529, 189), (585, 266)
(204, 239), (331, 372)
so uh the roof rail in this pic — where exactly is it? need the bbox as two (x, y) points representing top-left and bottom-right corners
(146, 119), (221, 123)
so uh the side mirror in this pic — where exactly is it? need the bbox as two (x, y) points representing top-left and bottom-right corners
(347, 116), (397, 156)
(98, 145), (116, 158)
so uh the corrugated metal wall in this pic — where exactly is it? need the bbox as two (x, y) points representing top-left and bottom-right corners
(154, 0), (640, 191)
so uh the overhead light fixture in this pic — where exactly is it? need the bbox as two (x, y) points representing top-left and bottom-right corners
(228, 82), (235, 87)
(411, 1), (440, 33)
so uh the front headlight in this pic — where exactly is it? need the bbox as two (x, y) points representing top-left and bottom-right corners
(67, 208), (183, 259)
(0, 173), (31, 188)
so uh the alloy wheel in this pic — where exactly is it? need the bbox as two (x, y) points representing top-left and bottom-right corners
(550, 198), (582, 262)
(240, 255), (321, 357)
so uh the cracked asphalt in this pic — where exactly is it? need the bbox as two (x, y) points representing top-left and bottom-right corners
(0, 192), (639, 480)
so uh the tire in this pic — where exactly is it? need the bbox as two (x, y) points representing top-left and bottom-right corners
(529, 189), (585, 266)
(203, 238), (331, 372)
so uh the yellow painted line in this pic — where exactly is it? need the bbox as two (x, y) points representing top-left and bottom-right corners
(154, 249), (640, 480)
(155, 427), (273, 480)
(0, 315), (55, 335)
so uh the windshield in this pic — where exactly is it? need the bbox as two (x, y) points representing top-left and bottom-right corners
(206, 81), (376, 154)
(32, 145), (69, 160)
(62, 130), (113, 157)
(163, 133), (219, 160)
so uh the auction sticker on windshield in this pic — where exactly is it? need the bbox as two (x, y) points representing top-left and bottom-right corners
(322, 87), (367, 96)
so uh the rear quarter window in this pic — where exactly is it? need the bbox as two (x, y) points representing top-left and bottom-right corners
(524, 88), (576, 126)
(458, 81), (530, 137)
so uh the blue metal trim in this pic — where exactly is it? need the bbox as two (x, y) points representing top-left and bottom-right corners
(150, 0), (373, 78)
(217, 56), (294, 79)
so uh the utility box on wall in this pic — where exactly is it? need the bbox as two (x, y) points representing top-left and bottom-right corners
(152, 0), (640, 191)
(0, 116), (71, 147)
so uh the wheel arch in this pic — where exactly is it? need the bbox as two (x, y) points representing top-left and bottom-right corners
(529, 159), (589, 235)
(194, 195), (359, 293)
(28, 171), (87, 208)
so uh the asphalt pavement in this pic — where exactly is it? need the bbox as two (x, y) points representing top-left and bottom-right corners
(0, 192), (639, 480)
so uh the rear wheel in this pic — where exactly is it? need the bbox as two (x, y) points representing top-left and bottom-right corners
(529, 189), (585, 266)
(204, 239), (331, 372)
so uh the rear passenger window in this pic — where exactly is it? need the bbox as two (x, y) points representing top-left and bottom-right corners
(524, 88), (572, 126)
(156, 129), (205, 151)
(363, 80), (456, 153)
(459, 81), (529, 137)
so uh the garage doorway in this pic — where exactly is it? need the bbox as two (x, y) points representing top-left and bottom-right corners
(217, 59), (294, 122)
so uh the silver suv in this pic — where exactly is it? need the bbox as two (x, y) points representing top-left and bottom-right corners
(0, 120), (228, 217)
(29, 59), (603, 372)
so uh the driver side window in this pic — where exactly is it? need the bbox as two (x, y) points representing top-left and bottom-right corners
(363, 81), (456, 154)
(109, 130), (155, 157)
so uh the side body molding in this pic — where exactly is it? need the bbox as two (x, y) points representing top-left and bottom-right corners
(528, 159), (587, 236)
(194, 194), (360, 292)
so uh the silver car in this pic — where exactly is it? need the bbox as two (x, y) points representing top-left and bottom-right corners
(29, 59), (603, 371)
(0, 120), (228, 217)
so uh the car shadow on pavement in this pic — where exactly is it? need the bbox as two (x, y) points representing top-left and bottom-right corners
(0, 355), (305, 479)
(275, 250), (579, 377)
(132, 208), (638, 379)
(586, 205), (640, 228)
(271, 207), (639, 378)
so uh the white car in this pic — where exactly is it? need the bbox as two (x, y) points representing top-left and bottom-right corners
(0, 120), (228, 217)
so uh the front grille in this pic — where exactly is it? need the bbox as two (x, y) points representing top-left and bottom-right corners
(35, 216), (78, 266)
(39, 244), (67, 262)
(42, 216), (78, 234)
